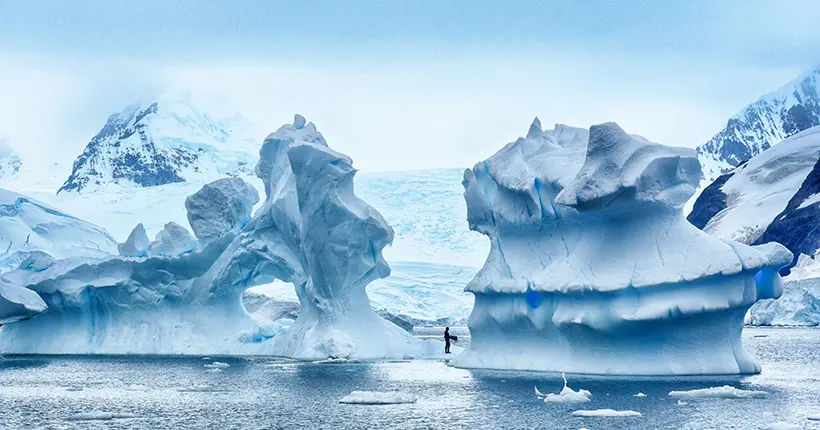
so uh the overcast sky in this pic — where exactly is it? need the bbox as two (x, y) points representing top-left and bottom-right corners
(1, 0), (819, 172)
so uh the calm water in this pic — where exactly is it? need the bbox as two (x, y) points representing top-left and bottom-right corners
(0, 328), (818, 429)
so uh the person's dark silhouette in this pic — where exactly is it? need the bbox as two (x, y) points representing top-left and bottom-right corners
(444, 327), (457, 354)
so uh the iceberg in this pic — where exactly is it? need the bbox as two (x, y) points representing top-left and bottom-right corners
(668, 386), (768, 399)
(450, 120), (792, 375)
(571, 409), (642, 417)
(0, 116), (440, 359)
(117, 223), (150, 257)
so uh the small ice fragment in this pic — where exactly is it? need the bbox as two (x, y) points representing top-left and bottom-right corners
(544, 373), (591, 404)
(764, 422), (802, 430)
(64, 387), (84, 392)
(203, 362), (230, 369)
(634, 392), (647, 397)
(202, 357), (212, 360)
(65, 412), (137, 421)
(669, 386), (767, 399)
(205, 368), (223, 373)
(753, 334), (769, 338)
(339, 391), (417, 405)
(677, 400), (688, 406)
(571, 409), (641, 417)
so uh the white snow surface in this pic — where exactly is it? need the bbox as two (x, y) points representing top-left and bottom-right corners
(0, 116), (446, 359)
(668, 386), (768, 399)
(571, 409), (642, 417)
(451, 120), (792, 375)
(0, 188), (117, 272)
(339, 391), (417, 405)
(702, 127), (820, 242)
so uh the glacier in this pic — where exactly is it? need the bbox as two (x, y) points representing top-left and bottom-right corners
(450, 119), (793, 375)
(0, 116), (443, 359)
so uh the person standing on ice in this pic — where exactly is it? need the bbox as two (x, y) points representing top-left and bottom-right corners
(444, 327), (457, 354)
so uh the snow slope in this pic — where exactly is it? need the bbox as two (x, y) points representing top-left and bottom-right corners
(697, 66), (820, 184)
(688, 127), (820, 272)
(451, 119), (791, 375)
(0, 188), (117, 272)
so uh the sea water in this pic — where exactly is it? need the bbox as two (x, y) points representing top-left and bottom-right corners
(0, 328), (818, 429)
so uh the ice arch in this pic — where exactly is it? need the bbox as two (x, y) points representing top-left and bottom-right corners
(0, 116), (440, 359)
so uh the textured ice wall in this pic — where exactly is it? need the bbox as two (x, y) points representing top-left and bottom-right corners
(451, 120), (792, 375)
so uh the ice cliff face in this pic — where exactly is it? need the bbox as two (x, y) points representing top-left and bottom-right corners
(697, 66), (820, 184)
(688, 126), (820, 274)
(451, 119), (792, 375)
(0, 188), (117, 272)
(0, 116), (441, 358)
(58, 91), (260, 193)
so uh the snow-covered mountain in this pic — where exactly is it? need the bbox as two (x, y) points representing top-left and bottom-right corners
(696, 66), (820, 184)
(58, 91), (261, 193)
(0, 138), (22, 179)
(688, 126), (820, 274)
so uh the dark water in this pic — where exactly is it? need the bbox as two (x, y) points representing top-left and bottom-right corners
(0, 328), (818, 430)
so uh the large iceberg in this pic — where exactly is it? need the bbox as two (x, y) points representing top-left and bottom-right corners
(0, 116), (440, 359)
(450, 120), (792, 375)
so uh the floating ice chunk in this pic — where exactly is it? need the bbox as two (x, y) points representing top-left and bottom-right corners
(185, 178), (258, 244)
(634, 392), (647, 397)
(339, 391), (417, 405)
(64, 387), (84, 392)
(65, 412), (138, 421)
(676, 400), (688, 406)
(203, 361), (230, 369)
(118, 223), (149, 256)
(668, 386), (768, 399)
(543, 373), (591, 404)
(571, 409), (642, 417)
(764, 422), (802, 430)
(202, 357), (212, 360)
(205, 368), (223, 373)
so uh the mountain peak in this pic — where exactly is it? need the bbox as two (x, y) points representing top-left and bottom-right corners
(696, 66), (820, 184)
(58, 90), (260, 194)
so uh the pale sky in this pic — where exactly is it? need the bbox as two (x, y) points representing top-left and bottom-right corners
(1, 0), (819, 173)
